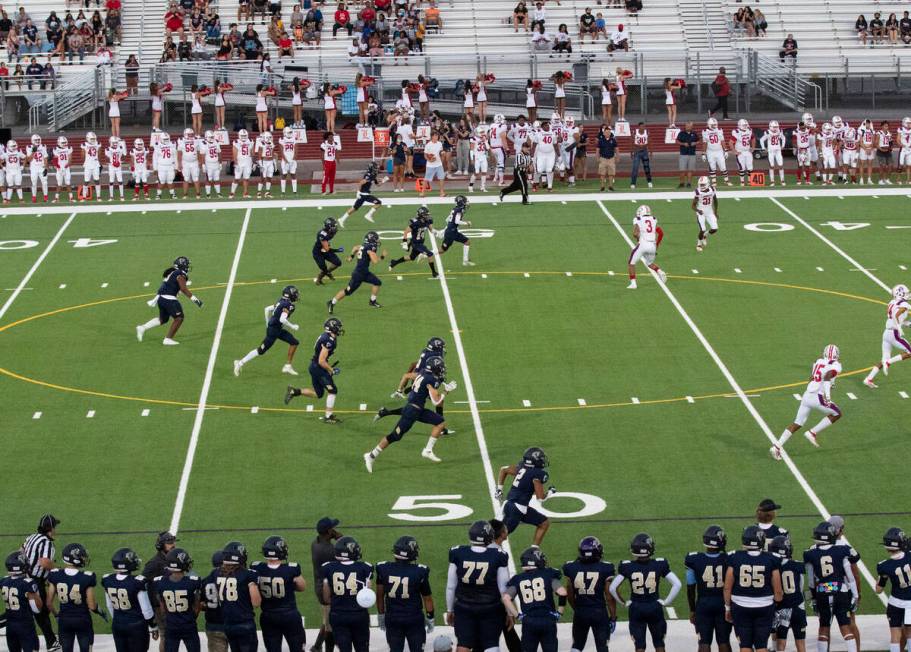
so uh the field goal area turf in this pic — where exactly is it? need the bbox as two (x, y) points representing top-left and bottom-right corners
(0, 187), (909, 637)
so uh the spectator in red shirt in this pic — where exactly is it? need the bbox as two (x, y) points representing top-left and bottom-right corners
(165, 4), (185, 35)
(0, 61), (8, 90)
(360, 3), (376, 24)
(105, 0), (122, 12)
(375, 0), (391, 10)
(277, 30), (293, 58)
(333, 2), (352, 36)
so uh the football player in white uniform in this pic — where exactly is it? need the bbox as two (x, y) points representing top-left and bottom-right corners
(490, 114), (509, 186)
(178, 128), (203, 199)
(730, 119), (755, 186)
(52, 136), (74, 202)
(202, 131), (222, 196)
(255, 131), (277, 198)
(25, 134), (49, 203)
(864, 284), (911, 387)
(153, 132), (178, 199)
(561, 115), (580, 187)
(532, 119), (557, 191)
(759, 121), (786, 186)
(627, 205), (666, 290)
(104, 135), (127, 200)
(131, 138), (150, 200)
(794, 122), (813, 185)
(771, 345), (842, 460)
(279, 126), (299, 194)
(509, 116), (532, 155)
(701, 117), (732, 186)
(831, 115), (848, 181)
(0, 142), (6, 199)
(840, 122), (859, 184)
(468, 124), (490, 193)
(858, 119), (876, 185)
(230, 129), (254, 199)
(817, 122), (838, 185)
(81, 132), (102, 200)
(897, 116), (911, 184)
(691, 176), (719, 252)
(802, 112), (821, 180)
(3, 140), (24, 203)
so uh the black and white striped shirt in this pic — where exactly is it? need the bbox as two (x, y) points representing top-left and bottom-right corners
(514, 153), (531, 171)
(22, 533), (55, 579)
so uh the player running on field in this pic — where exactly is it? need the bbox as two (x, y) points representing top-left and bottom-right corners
(692, 176), (719, 252)
(284, 317), (344, 423)
(495, 447), (557, 546)
(136, 256), (203, 345)
(338, 161), (386, 227)
(313, 217), (344, 285)
(627, 205), (667, 290)
(233, 285), (302, 377)
(864, 284), (911, 387)
(437, 195), (474, 266)
(387, 207), (439, 278)
(771, 345), (842, 460)
(327, 230), (386, 312)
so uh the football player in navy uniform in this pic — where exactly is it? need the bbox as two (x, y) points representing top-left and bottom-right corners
(438, 195), (475, 266)
(212, 542), (261, 652)
(364, 355), (453, 472)
(1, 551), (43, 652)
(684, 525), (731, 652)
(874, 528), (911, 652)
(284, 317), (344, 423)
(338, 162), (385, 227)
(152, 548), (202, 652)
(201, 551), (227, 652)
(445, 521), (511, 652)
(136, 256), (203, 345)
(251, 536), (308, 652)
(495, 447), (557, 546)
(328, 231), (386, 313)
(562, 536), (616, 652)
(103, 548), (159, 652)
(234, 285), (302, 377)
(387, 207), (439, 278)
(768, 536), (806, 652)
(722, 526), (782, 652)
(803, 522), (859, 652)
(610, 533), (682, 652)
(47, 543), (104, 652)
(828, 515), (863, 649)
(376, 536), (434, 652)
(320, 537), (374, 652)
(313, 218), (344, 285)
(503, 547), (566, 652)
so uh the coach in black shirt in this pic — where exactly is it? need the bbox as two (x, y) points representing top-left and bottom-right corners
(23, 514), (60, 650)
(311, 517), (342, 652)
(142, 531), (177, 651)
(676, 121), (699, 187)
(597, 124), (618, 191)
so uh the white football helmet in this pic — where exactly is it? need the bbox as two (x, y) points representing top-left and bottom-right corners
(636, 205), (651, 218)
(239, 129), (249, 142)
(183, 128), (194, 139)
(532, 120), (541, 130)
(161, 132), (171, 144)
(707, 117), (718, 129)
(697, 175), (710, 190)
(57, 136), (68, 148)
(494, 113), (505, 124)
(204, 130), (214, 142)
(262, 131), (273, 143)
(823, 344), (840, 362)
(109, 135), (120, 147)
(283, 126), (292, 138)
(768, 120), (780, 133)
(802, 112), (814, 124)
(893, 284), (909, 300)
(550, 111), (561, 123)
(134, 138), (145, 150)
(476, 124), (490, 136)
(30, 134), (41, 146)
(564, 115), (576, 128)
(832, 115), (844, 129)
(822, 122), (833, 135)
(737, 119), (749, 131)
(7, 139), (18, 152)
(86, 132), (97, 145)
(903, 117), (911, 130)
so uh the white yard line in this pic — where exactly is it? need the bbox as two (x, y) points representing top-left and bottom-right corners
(428, 235), (516, 574)
(0, 211), (77, 323)
(598, 201), (885, 603)
(769, 198), (892, 294)
(169, 208), (252, 535)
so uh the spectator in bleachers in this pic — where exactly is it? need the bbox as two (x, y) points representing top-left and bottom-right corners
(160, 34), (176, 60)
(424, 0), (441, 31)
(105, 9), (121, 45)
(608, 23), (627, 52)
(16, 7), (31, 29)
(579, 8), (596, 43)
(778, 33), (797, 62)
(205, 12), (221, 43)
(753, 9), (766, 37)
(46, 20), (64, 56)
(0, 9), (11, 42)
(531, 22), (551, 51)
(333, 2), (352, 36)
(253, 0), (269, 23)
(177, 33), (192, 59)
(625, 0), (641, 14)
(709, 66), (729, 119)
(25, 56), (42, 88)
(900, 11), (911, 45)
(165, 4), (184, 35)
(530, 1), (545, 31)
(553, 23), (571, 53)
(12, 62), (23, 88)
(267, 13), (283, 44)
(375, 0), (391, 12)
(413, 19), (425, 52)
(21, 18), (39, 53)
(7, 26), (20, 61)
(0, 61), (8, 89)
(870, 12), (884, 45)
(855, 14), (867, 45)
(241, 23), (263, 58)
(237, 0), (251, 22)
(277, 30), (293, 57)
(347, 36), (364, 59)
(124, 53), (139, 93)
(513, 1), (528, 32)
(305, 5), (323, 31)
(43, 58), (56, 89)
(393, 29), (409, 57)
(886, 13), (899, 45)
(216, 34), (233, 58)
(375, 13), (389, 43)
(90, 10), (104, 46)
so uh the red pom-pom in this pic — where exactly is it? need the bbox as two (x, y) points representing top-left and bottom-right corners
(484, 73), (496, 83)
(222, 82), (234, 91)
(337, 85), (348, 93)
(621, 69), (633, 77)
(362, 76), (375, 85)
(562, 71), (573, 80)
(162, 82), (173, 92)
(531, 80), (542, 90)
(300, 79), (312, 89)
(407, 82), (421, 92)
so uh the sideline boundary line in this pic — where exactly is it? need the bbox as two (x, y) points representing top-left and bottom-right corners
(0, 211), (77, 323)
(597, 200), (885, 604)
(428, 236), (516, 574)
(169, 208), (252, 535)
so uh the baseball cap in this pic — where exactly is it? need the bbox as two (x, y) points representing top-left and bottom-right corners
(317, 517), (340, 535)
(828, 515), (845, 531)
(432, 635), (454, 652)
(757, 499), (781, 512)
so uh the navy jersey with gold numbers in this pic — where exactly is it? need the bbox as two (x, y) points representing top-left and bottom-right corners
(0, 575), (40, 624)
(617, 558), (671, 603)
(312, 332), (338, 364)
(778, 559), (805, 609)
(562, 559), (615, 611)
(506, 465), (548, 507)
(877, 552), (911, 601)
(251, 561), (303, 613)
(684, 552), (727, 600)
(268, 298), (295, 329)
(102, 573), (149, 627)
(726, 551), (777, 599)
(153, 574), (202, 632)
(321, 561), (373, 614)
(214, 567), (259, 626)
(49, 568), (96, 621)
(506, 567), (562, 618)
(158, 267), (187, 296)
(376, 561), (432, 619)
(407, 371), (441, 409)
(449, 545), (509, 608)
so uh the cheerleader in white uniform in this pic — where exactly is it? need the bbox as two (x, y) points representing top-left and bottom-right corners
(526, 79), (538, 122)
(213, 80), (230, 129)
(190, 84), (205, 134)
(600, 78), (613, 125)
(664, 77), (682, 127)
(462, 78), (475, 119)
(614, 67), (632, 121)
(323, 83), (343, 133)
(474, 74), (488, 122)
(355, 73), (369, 125)
(553, 73), (567, 118)
(290, 78), (305, 126)
(107, 88), (128, 137)
(417, 74), (431, 120)
(149, 82), (170, 130)
(255, 84), (276, 133)
(399, 80), (413, 110)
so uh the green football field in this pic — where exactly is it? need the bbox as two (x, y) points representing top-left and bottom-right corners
(1, 187), (909, 628)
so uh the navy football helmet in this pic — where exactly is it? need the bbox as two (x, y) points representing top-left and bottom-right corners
(111, 548), (141, 573)
(520, 547), (547, 569)
(468, 520), (494, 546)
(578, 536), (603, 562)
(365, 231), (380, 245)
(454, 195), (469, 210)
(262, 536), (289, 560)
(282, 285), (300, 302)
(424, 355), (446, 379)
(812, 521), (837, 545)
(426, 337), (446, 355)
(5, 551), (28, 574)
(522, 447), (548, 468)
(741, 526), (766, 551)
(335, 537), (362, 561)
(630, 533), (655, 557)
(324, 217), (339, 234)
(703, 525), (727, 550)
(222, 542), (248, 566)
(392, 536), (420, 562)
(416, 206), (430, 221)
(324, 317), (344, 335)
(366, 161), (378, 175)
(173, 256), (191, 272)
(883, 527), (908, 552)
(768, 535), (792, 559)
(62, 543), (89, 567)
(165, 548), (193, 572)
(212, 550), (225, 568)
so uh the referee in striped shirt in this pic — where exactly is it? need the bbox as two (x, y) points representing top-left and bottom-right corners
(22, 513), (61, 651)
(499, 142), (531, 204)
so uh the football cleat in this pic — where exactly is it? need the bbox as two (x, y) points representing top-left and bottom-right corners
(421, 449), (441, 463)
(283, 385), (296, 405)
(769, 445), (782, 461)
(363, 452), (374, 473)
(281, 364), (298, 376)
(804, 430), (820, 448)
(233, 360), (242, 377)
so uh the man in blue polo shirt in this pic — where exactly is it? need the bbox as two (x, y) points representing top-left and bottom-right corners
(677, 121), (699, 187)
(597, 124), (619, 191)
